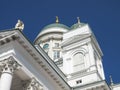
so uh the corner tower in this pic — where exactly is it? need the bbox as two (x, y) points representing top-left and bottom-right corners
(61, 19), (105, 87)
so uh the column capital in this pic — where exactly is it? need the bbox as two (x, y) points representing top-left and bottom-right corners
(24, 78), (43, 90)
(0, 56), (21, 74)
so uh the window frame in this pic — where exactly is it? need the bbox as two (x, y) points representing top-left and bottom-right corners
(53, 50), (60, 60)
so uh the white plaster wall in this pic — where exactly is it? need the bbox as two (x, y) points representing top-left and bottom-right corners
(112, 84), (120, 90)
(113, 87), (120, 90)
(67, 72), (100, 87)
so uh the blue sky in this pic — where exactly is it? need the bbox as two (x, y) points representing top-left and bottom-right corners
(0, 0), (120, 84)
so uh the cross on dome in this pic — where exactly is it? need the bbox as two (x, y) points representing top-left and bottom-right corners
(56, 16), (59, 23)
(77, 17), (80, 24)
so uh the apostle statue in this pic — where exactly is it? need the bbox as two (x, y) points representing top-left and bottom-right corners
(15, 19), (24, 31)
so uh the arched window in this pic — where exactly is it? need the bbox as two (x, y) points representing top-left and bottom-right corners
(73, 52), (85, 72)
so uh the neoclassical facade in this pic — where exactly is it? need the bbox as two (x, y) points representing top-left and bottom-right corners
(0, 18), (120, 90)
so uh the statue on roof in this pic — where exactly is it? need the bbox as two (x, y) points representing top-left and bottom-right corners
(15, 19), (24, 31)
(110, 75), (114, 86)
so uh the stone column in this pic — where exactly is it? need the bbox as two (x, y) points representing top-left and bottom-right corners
(0, 56), (20, 90)
(25, 78), (43, 90)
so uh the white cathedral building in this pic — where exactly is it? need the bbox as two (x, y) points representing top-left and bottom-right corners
(0, 17), (120, 90)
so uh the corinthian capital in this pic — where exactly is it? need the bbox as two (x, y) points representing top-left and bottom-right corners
(0, 56), (21, 73)
(25, 78), (43, 90)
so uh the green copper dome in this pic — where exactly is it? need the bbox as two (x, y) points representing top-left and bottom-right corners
(70, 17), (86, 30)
(42, 23), (70, 31)
(35, 23), (69, 42)
(71, 23), (85, 30)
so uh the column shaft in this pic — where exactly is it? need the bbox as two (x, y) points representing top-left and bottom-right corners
(0, 72), (13, 90)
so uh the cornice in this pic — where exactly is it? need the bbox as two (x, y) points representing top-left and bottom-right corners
(61, 33), (91, 47)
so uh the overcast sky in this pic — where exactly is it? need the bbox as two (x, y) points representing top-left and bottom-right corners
(0, 0), (120, 84)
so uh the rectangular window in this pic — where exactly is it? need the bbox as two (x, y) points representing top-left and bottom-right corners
(55, 43), (59, 47)
(54, 51), (60, 60)
(76, 80), (82, 84)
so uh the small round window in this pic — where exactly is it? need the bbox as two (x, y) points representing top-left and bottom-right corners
(43, 44), (49, 49)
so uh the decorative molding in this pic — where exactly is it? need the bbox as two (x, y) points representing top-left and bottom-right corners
(62, 34), (91, 47)
(62, 39), (90, 53)
(0, 56), (21, 74)
(55, 59), (63, 65)
(67, 70), (97, 81)
(24, 78), (43, 90)
(0, 32), (19, 45)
